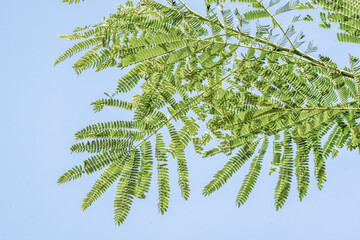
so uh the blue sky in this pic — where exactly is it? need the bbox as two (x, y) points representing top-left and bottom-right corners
(2, 0), (360, 239)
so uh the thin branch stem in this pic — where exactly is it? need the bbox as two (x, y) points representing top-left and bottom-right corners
(178, 0), (209, 21)
(285, 107), (360, 111)
(255, 0), (298, 50)
(210, 8), (225, 29)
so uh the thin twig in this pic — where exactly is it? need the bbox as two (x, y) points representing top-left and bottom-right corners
(255, 0), (298, 50)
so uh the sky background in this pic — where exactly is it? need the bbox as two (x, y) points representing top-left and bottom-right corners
(2, 0), (360, 239)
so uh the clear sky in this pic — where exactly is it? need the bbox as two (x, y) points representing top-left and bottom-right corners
(2, 0), (360, 239)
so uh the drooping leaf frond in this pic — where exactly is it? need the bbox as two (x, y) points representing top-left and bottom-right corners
(236, 137), (269, 206)
(274, 130), (294, 210)
(167, 122), (190, 200)
(58, 165), (84, 184)
(295, 138), (310, 201)
(114, 150), (141, 225)
(81, 155), (129, 211)
(91, 99), (134, 113)
(203, 140), (260, 196)
(155, 133), (170, 214)
(134, 141), (153, 199)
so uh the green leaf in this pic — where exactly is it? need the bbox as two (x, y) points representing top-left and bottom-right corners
(295, 139), (310, 201)
(274, 130), (293, 210)
(81, 155), (129, 211)
(114, 150), (141, 225)
(236, 137), (269, 206)
(134, 142), (154, 199)
(203, 140), (260, 196)
(156, 133), (170, 214)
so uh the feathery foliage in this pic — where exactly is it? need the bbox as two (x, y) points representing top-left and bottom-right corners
(57, 0), (360, 225)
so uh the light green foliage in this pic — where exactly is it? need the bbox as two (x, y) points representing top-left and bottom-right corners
(134, 141), (153, 199)
(57, 0), (360, 225)
(294, 138), (310, 201)
(274, 130), (294, 210)
(114, 150), (141, 225)
(203, 140), (260, 196)
(236, 137), (269, 206)
(155, 133), (170, 214)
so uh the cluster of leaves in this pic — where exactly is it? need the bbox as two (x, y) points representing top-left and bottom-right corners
(57, 0), (360, 225)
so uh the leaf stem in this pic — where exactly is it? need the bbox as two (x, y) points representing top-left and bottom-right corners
(255, 0), (298, 50)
